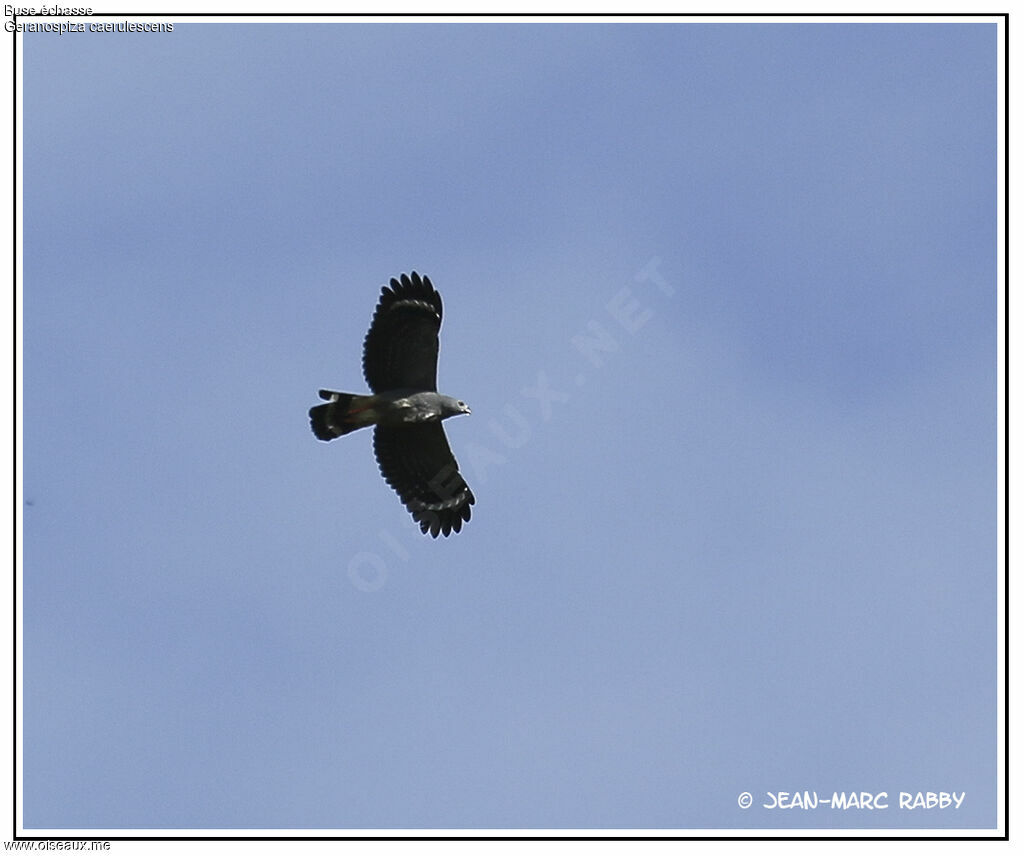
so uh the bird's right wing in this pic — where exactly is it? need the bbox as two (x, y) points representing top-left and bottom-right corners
(362, 272), (442, 393)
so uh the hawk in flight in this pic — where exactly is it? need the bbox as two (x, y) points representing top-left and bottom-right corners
(310, 272), (475, 537)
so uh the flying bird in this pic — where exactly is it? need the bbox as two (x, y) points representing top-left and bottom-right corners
(310, 272), (475, 537)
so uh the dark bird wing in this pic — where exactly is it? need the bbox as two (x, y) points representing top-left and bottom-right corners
(374, 423), (475, 537)
(362, 272), (443, 393)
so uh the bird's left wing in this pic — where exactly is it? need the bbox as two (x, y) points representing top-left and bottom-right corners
(373, 422), (475, 537)
(362, 272), (442, 393)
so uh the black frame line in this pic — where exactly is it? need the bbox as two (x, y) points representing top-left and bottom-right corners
(9, 10), (1010, 844)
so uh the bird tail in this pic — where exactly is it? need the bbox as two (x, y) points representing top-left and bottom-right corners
(309, 390), (378, 441)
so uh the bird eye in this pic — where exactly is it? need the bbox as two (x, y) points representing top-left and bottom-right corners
(458, 401), (465, 407)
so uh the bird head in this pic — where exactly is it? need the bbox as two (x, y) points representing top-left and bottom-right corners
(442, 397), (471, 418)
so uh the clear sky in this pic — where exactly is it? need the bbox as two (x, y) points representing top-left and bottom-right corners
(22, 20), (998, 830)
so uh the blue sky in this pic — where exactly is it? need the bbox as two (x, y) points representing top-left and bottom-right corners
(22, 21), (998, 830)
